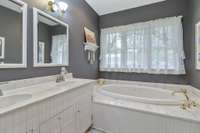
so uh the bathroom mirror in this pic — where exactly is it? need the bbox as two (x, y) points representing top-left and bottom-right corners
(0, 0), (27, 68)
(33, 8), (69, 67)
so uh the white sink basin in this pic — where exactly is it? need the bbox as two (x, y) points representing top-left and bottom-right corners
(0, 94), (32, 108)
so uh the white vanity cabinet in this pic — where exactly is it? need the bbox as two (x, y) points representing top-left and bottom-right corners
(76, 94), (92, 133)
(0, 108), (27, 133)
(0, 83), (93, 133)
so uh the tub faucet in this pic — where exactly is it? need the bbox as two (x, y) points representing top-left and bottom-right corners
(97, 79), (106, 85)
(172, 89), (198, 110)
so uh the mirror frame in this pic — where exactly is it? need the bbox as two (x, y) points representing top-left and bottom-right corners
(0, 37), (5, 59)
(33, 8), (69, 67)
(196, 21), (200, 70)
(0, 0), (27, 68)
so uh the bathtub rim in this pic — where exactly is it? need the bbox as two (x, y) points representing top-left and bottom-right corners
(97, 84), (184, 105)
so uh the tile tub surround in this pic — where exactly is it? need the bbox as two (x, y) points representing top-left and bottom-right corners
(0, 75), (95, 115)
(93, 79), (200, 124)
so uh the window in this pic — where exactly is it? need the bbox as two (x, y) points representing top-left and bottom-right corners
(100, 16), (185, 75)
(38, 42), (45, 63)
(51, 35), (68, 64)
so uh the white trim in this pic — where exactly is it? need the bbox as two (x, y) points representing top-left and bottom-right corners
(195, 21), (200, 70)
(33, 8), (69, 67)
(34, 63), (68, 68)
(0, 0), (27, 68)
(0, 37), (5, 59)
(0, 64), (27, 68)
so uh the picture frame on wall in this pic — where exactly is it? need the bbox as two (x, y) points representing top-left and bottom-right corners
(0, 37), (5, 59)
(196, 21), (200, 70)
(84, 27), (97, 45)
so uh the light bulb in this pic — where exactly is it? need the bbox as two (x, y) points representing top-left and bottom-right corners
(52, 4), (58, 12)
(48, 0), (56, 12)
(58, 1), (68, 12)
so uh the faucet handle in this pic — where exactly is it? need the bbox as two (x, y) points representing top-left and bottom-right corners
(191, 101), (198, 107)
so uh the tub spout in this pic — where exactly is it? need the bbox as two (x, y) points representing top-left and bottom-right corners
(172, 89), (189, 101)
(97, 79), (106, 85)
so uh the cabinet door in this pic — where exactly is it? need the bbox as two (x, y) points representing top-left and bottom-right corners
(39, 116), (60, 133)
(0, 113), (15, 133)
(13, 109), (27, 133)
(77, 94), (92, 133)
(39, 105), (76, 133)
(59, 105), (76, 133)
(26, 104), (40, 133)
(0, 108), (27, 133)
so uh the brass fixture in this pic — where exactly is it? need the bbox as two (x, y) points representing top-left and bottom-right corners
(97, 79), (106, 85)
(47, 0), (68, 16)
(48, 1), (55, 12)
(172, 89), (198, 110)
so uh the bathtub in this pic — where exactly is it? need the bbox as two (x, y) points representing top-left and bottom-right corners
(98, 84), (184, 105)
(93, 81), (200, 133)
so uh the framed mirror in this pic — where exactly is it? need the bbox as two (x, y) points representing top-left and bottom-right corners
(33, 8), (69, 67)
(0, 0), (27, 68)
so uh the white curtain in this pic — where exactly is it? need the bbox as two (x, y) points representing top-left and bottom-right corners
(51, 34), (68, 64)
(100, 16), (186, 75)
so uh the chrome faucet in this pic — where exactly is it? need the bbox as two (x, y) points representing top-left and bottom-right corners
(56, 67), (68, 83)
(172, 89), (198, 110)
(56, 75), (65, 83)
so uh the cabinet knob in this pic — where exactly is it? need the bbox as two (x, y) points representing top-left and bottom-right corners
(77, 110), (80, 113)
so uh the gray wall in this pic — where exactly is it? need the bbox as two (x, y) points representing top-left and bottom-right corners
(0, 0), (99, 82)
(51, 25), (67, 35)
(0, 6), (22, 64)
(187, 0), (200, 89)
(99, 0), (189, 84)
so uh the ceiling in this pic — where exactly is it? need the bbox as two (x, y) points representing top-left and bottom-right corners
(85, 0), (166, 15)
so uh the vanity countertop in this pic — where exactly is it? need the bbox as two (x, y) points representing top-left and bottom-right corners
(0, 77), (95, 115)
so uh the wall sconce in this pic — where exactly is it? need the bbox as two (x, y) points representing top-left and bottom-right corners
(48, 0), (68, 15)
